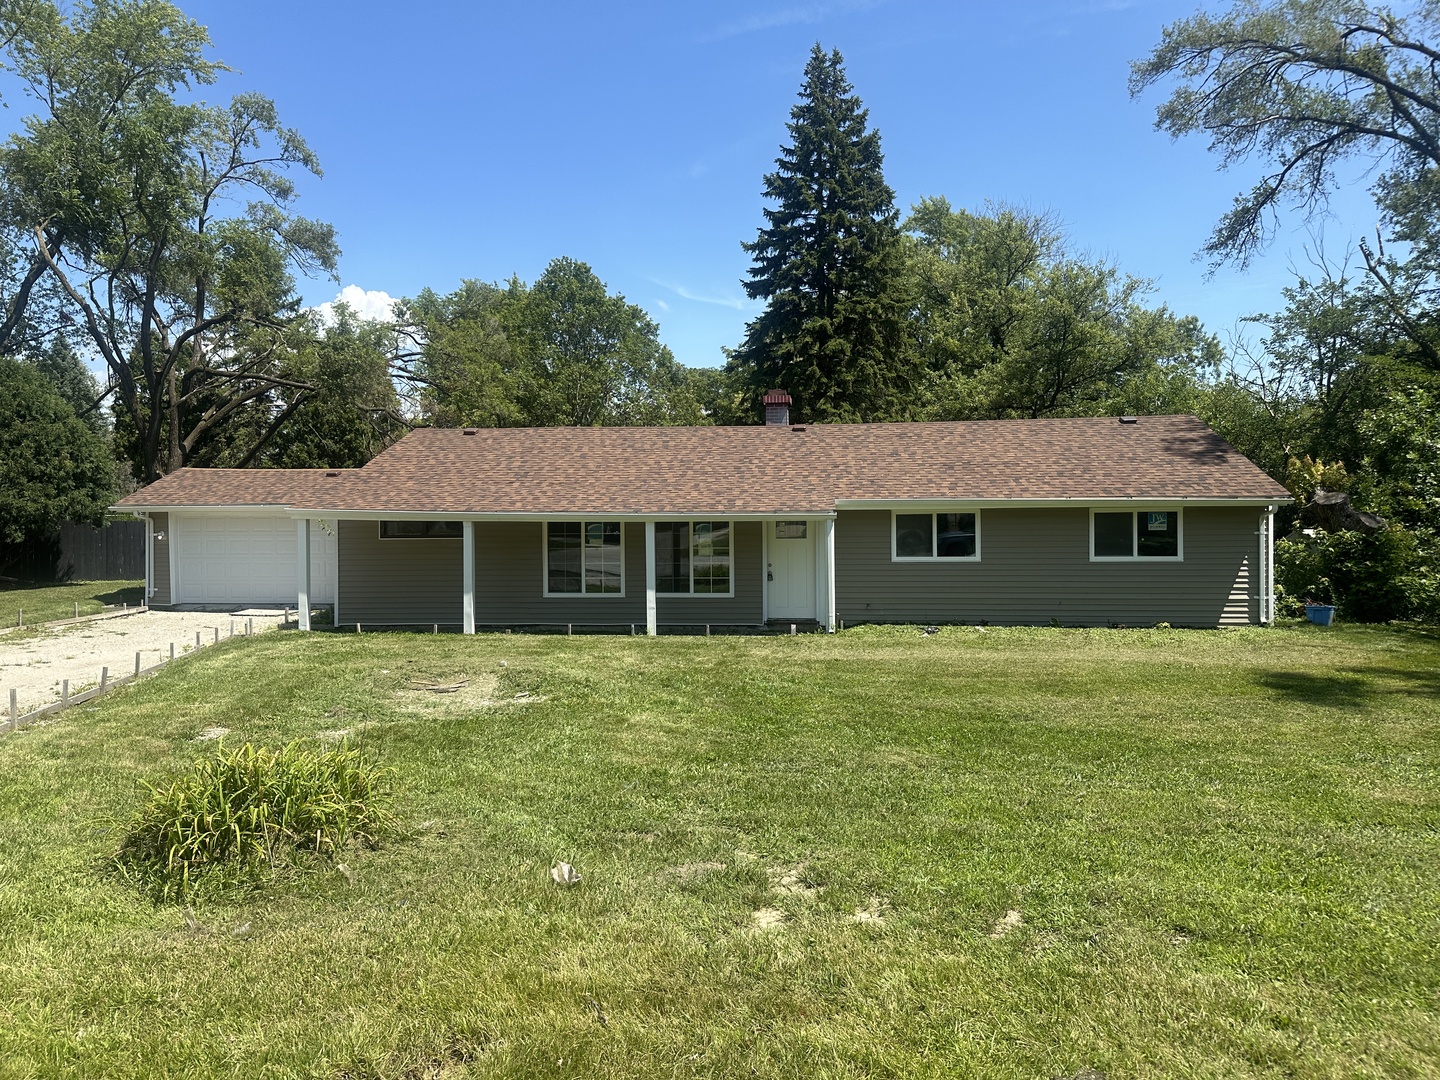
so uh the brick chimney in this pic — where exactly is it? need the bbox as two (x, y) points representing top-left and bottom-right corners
(763, 389), (792, 426)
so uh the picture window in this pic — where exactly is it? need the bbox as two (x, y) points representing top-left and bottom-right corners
(1091, 510), (1181, 559)
(546, 521), (623, 594)
(893, 512), (979, 560)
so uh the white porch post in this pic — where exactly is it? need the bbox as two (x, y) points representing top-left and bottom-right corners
(462, 520), (475, 635)
(761, 520), (770, 624)
(644, 520), (657, 636)
(144, 513), (155, 602)
(823, 516), (837, 632)
(296, 518), (312, 631)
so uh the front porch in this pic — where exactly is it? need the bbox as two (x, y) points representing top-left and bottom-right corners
(292, 517), (837, 635)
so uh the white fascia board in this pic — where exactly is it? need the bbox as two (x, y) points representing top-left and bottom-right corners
(834, 497), (1291, 510)
(283, 509), (838, 521)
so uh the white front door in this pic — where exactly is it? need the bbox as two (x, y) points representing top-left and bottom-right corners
(768, 520), (816, 620)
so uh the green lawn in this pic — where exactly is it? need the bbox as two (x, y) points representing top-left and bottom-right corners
(0, 624), (1437, 1078)
(0, 578), (144, 628)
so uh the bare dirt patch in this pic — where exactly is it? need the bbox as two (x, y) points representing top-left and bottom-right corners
(751, 907), (786, 930)
(769, 863), (822, 897)
(850, 897), (889, 924)
(990, 909), (1024, 938)
(392, 674), (501, 715)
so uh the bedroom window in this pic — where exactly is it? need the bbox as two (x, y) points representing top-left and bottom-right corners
(1091, 510), (1182, 560)
(892, 512), (979, 560)
(546, 521), (623, 594)
(656, 521), (732, 595)
(379, 521), (463, 539)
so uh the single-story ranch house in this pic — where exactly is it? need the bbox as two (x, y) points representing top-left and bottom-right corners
(114, 398), (1291, 632)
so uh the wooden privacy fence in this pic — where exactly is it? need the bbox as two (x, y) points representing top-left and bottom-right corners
(4, 519), (145, 582)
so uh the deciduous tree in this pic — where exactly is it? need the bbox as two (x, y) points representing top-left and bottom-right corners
(401, 259), (704, 428)
(1131, 0), (1440, 368)
(0, 0), (337, 481)
(906, 197), (1223, 420)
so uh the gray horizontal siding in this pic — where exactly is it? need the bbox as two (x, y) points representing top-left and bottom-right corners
(151, 512), (171, 606)
(472, 521), (763, 626)
(654, 521), (763, 625)
(336, 519), (765, 627)
(836, 508), (1258, 628)
(339, 519), (463, 625)
(473, 521), (645, 625)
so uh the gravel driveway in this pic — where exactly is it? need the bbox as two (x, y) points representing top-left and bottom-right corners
(1, 609), (289, 718)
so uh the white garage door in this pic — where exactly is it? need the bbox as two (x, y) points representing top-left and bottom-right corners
(173, 514), (336, 605)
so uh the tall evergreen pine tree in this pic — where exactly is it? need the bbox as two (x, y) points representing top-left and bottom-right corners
(727, 45), (912, 422)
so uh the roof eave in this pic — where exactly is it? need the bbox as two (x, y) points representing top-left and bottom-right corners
(833, 496), (1292, 509)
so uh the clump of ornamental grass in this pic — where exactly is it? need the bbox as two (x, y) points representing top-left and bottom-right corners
(115, 741), (396, 901)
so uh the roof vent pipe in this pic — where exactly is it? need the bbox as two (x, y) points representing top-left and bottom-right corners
(763, 389), (792, 426)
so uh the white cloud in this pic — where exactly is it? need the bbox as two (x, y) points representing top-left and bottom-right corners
(311, 284), (397, 325)
(702, 0), (884, 42)
(651, 278), (752, 310)
(654, 298), (671, 312)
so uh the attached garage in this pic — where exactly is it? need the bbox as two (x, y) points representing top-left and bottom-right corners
(171, 513), (336, 606)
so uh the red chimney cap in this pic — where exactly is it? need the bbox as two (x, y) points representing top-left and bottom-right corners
(763, 389), (792, 405)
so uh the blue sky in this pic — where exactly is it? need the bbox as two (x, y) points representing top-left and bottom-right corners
(75, 1), (1392, 366)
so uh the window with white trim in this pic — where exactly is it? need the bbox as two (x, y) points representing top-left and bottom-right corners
(545, 521), (623, 594)
(1091, 509), (1182, 560)
(893, 512), (979, 560)
(656, 521), (732, 595)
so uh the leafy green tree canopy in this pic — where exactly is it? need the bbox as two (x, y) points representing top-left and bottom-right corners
(22, 336), (103, 433)
(0, 356), (114, 547)
(728, 44), (914, 422)
(261, 308), (407, 469)
(906, 197), (1224, 420)
(399, 258), (704, 428)
(0, 0), (338, 481)
(1132, 0), (1440, 268)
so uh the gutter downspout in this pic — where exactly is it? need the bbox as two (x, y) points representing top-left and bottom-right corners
(1266, 504), (1276, 624)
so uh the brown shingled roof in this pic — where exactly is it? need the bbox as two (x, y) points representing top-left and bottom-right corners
(114, 416), (1290, 515)
(114, 468), (344, 509)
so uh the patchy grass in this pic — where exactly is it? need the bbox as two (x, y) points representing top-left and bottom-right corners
(0, 578), (143, 628)
(0, 623), (1437, 1078)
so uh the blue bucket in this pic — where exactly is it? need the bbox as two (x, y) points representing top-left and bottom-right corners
(1305, 604), (1336, 626)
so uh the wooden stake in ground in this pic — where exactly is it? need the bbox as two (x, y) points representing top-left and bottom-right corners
(61, 679), (69, 707)
(100, 667), (108, 691)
